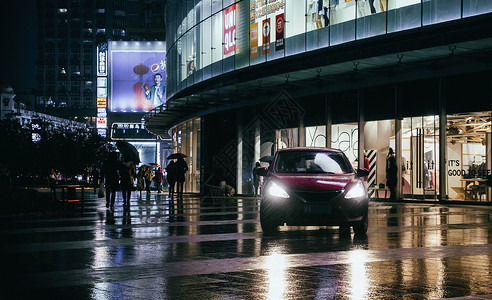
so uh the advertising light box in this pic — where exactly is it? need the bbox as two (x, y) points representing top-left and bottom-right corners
(110, 42), (166, 113)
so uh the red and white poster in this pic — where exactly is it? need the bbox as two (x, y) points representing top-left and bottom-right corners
(223, 5), (236, 55)
(275, 13), (285, 51)
(262, 18), (271, 55)
(250, 23), (259, 58)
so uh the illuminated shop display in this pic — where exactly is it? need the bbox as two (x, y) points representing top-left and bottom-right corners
(108, 41), (166, 113)
(166, 0), (492, 99)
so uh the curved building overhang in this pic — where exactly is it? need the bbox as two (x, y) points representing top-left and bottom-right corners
(143, 14), (492, 138)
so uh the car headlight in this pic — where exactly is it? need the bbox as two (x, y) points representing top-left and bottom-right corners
(345, 181), (367, 199)
(268, 182), (290, 198)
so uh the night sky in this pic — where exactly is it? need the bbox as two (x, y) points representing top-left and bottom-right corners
(0, 0), (37, 90)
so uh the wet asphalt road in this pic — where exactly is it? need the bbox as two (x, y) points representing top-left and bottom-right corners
(1, 190), (492, 299)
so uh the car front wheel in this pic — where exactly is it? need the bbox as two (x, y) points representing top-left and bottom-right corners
(260, 205), (280, 235)
(352, 215), (368, 235)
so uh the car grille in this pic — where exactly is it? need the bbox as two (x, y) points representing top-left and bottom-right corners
(291, 190), (343, 203)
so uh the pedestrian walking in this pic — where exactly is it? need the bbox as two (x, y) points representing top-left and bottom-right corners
(155, 167), (164, 193)
(120, 161), (136, 210)
(91, 167), (100, 193)
(166, 160), (176, 199)
(386, 147), (397, 201)
(144, 167), (154, 194)
(175, 157), (188, 200)
(102, 152), (120, 212)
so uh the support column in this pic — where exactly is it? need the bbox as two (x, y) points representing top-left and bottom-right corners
(325, 95), (332, 148)
(237, 111), (243, 195)
(395, 84), (403, 200)
(439, 78), (447, 201)
(299, 110), (305, 147)
(358, 90), (365, 169)
(254, 118), (261, 163)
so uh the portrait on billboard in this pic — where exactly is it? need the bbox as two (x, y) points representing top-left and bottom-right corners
(111, 51), (166, 112)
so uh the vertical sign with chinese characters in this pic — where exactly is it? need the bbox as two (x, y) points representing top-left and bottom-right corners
(223, 5), (236, 55)
(262, 18), (271, 55)
(250, 23), (259, 58)
(97, 44), (108, 77)
(96, 43), (108, 137)
(275, 13), (285, 51)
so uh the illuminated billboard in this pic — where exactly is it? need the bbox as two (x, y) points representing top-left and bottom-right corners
(109, 42), (166, 113)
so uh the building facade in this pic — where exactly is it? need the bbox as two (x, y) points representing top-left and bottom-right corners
(144, 0), (492, 202)
(36, 0), (166, 124)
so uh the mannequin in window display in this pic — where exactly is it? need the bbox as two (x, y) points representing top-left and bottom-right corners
(379, 0), (387, 12)
(308, 0), (323, 29)
(357, 0), (377, 17)
(319, 0), (330, 27)
(330, 0), (339, 25)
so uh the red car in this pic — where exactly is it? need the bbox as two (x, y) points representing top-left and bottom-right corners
(257, 147), (369, 235)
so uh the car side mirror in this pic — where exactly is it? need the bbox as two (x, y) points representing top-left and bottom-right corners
(257, 167), (269, 177)
(356, 168), (369, 178)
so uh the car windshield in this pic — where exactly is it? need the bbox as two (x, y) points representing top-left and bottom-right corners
(273, 151), (353, 174)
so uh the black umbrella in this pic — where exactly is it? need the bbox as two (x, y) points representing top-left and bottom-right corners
(116, 141), (140, 164)
(259, 156), (273, 163)
(167, 153), (187, 159)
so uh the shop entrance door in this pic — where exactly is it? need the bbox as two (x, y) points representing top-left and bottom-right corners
(402, 116), (439, 200)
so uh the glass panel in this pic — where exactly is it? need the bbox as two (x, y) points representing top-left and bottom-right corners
(185, 28), (196, 82)
(364, 119), (395, 200)
(306, 126), (327, 147)
(235, 1), (250, 69)
(200, 17), (212, 70)
(306, 0), (329, 51)
(277, 128), (299, 150)
(387, 0), (421, 33)
(330, 0), (356, 46)
(201, 0), (212, 21)
(285, 0), (306, 56)
(356, 0), (387, 40)
(332, 123), (358, 168)
(446, 112), (491, 202)
(463, 0), (492, 17)
(212, 0), (222, 14)
(400, 116), (439, 200)
(211, 12), (223, 64)
(422, 0), (461, 26)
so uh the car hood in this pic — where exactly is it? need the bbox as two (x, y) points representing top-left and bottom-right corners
(271, 173), (356, 191)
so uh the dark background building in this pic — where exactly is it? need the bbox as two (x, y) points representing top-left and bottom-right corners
(35, 0), (167, 125)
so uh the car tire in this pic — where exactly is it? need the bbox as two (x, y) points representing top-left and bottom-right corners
(260, 205), (280, 235)
(339, 224), (351, 238)
(352, 215), (368, 235)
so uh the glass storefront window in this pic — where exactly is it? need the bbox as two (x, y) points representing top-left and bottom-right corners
(364, 119), (394, 199)
(446, 112), (491, 201)
(400, 115), (440, 200)
(285, 0), (306, 56)
(387, 0), (421, 33)
(330, 0), (356, 46)
(306, 0), (329, 51)
(201, 0), (212, 21)
(463, 0), (492, 18)
(277, 128), (299, 150)
(211, 12), (223, 67)
(356, 0), (387, 40)
(332, 123), (358, 168)
(200, 17), (212, 75)
(306, 126), (327, 147)
(422, 0), (461, 26)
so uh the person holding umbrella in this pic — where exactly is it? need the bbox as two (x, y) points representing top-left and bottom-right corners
(120, 161), (136, 210)
(102, 152), (120, 212)
(166, 160), (177, 199)
(167, 153), (188, 200)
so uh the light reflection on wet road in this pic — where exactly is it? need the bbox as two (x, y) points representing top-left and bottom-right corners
(1, 191), (492, 299)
